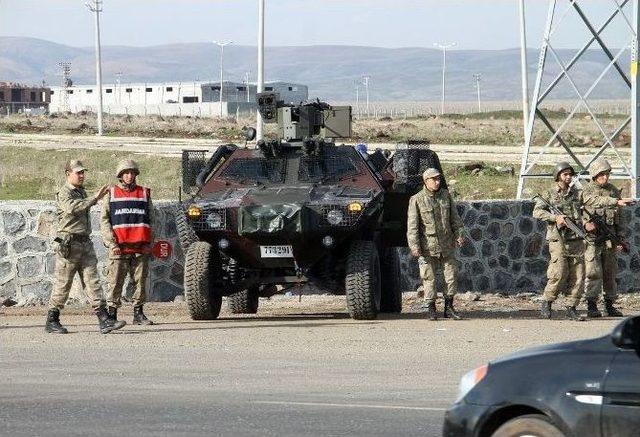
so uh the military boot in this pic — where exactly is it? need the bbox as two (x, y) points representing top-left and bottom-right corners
(107, 306), (118, 323)
(44, 309), (68, 334)
(566, 306), (586, 322)
(133, 306), (154, 325)
(444, 297), (462, 320)
(96, 307), (126, 334)
(426, 302), (438, 321)
(540, 301), (552, 319)
(604, 299), (624, 317)
(587, 300), (602, 318)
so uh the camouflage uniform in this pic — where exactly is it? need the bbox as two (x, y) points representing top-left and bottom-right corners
(533, 185), (585, 307)
(407, 186), (463, 305)
(581, 181), (625, 302)
(100, 185), (154, 309)
(48, 182), (105, 311)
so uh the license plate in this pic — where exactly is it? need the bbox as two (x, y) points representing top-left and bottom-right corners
(260, 245), (294, 258)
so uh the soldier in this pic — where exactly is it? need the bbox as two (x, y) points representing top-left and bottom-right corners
(101, 159), (154, 326)
(407, 168), (464, 321)
(581, 158), (635, 318)
(45, 160), (126, 334)
(533, 162), (586, 321)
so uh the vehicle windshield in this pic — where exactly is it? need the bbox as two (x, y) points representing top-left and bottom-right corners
(219, 158), (286, 183)
(298, 150), (360, 182)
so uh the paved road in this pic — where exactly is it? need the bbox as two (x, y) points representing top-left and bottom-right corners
(0, 132), (628, 164)
(0, 304), (620, 437)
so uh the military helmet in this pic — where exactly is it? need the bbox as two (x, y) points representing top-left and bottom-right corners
(554, 161), (575, 181)
(590, 158), (612, 180)
(65, 159), (87, 173)
(116, 159), (140, 178)
(422, 168), (441, 179)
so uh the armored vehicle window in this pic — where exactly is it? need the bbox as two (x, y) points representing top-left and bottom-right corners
(298, 151), (360, 182)
(220, 158), (286, 183)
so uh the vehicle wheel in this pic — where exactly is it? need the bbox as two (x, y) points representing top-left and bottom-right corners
(345, 240), (381, 320)
(380, 247), (403, 313)
(492, 414), (564, 437)
(183, 241), (222, 320)
(175, 206), (198, 253)
(228, 286), (259, 314)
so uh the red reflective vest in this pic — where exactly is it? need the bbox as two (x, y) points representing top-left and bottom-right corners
(109, 185), (151, 253)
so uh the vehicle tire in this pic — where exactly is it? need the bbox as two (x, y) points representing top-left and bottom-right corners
(228, 286), (259, 314)
(492, 414), (565, 437)
(175, 206), (198, 253)
(183, 241), (222, 320)
(380, 247), (403, 313)
(345, 240), (381, 320)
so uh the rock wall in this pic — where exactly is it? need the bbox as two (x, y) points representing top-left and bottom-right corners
(1, 200), (639, 305)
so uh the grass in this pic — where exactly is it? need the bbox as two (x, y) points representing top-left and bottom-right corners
(0, 146), (181, 200)
(0, 145), (560, 201)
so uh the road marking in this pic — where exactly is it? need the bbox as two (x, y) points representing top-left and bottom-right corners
(254, 400), (447, 412)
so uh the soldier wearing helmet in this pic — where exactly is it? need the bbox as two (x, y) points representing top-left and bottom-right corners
(533, 161), (586, 321)
(45, 160), (126, 334)
(407, 167), (465, 321)
(580, 158), (635, 318)
(100, 159), (155, 326)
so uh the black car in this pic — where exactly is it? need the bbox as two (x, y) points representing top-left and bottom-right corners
(444, 316), (640, 437)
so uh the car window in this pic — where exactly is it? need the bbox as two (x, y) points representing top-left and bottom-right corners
(298, 150), (360, 182)
(219, 158), (286, 183)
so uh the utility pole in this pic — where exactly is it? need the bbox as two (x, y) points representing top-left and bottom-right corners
(59, 62), (71, 113)
(361, 75), (370, 117)
(519, 0), (530, 133)
(213, 40), (232, 117)
(85, 0), (104, 135)
(256, 0), (265, 140)
(473, 73), (482, 112)
(434, 42), (456, 115)
(115, 71), (122, 105)
(354, 80), (360, 117)
(244, 71), (251, 102)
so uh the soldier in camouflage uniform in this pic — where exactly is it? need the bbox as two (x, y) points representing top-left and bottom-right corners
(407, 168), (465, 321)
(533, 162), (586, 321)
(581, 158), (635, 318)
(45, 160), (127, 334)
(101, 159), (155, 326)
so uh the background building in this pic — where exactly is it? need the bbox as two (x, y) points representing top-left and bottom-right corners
(0, 82), (50, 115)
(48, 81), (308, 116)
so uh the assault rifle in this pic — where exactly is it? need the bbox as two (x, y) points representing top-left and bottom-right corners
(582, 207), (630, 253)
(533, 194), (587, 239)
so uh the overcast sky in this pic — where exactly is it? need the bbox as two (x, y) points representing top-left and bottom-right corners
(0, 0), (633, 49)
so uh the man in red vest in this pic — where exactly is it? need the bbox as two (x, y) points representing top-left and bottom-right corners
(101, 159), (155, 325)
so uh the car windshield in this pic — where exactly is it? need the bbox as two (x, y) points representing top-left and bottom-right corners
(298, 150), (360, 182)
(219, 158), (286, 183)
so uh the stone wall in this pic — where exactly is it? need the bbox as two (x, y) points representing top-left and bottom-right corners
(1, 200), (639, 305)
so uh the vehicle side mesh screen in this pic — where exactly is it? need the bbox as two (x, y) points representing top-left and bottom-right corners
(181, 150), (207, 193)
(220, 158), (286, 183)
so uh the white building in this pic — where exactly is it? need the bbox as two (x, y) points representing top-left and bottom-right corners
(49, 81), (308, 117)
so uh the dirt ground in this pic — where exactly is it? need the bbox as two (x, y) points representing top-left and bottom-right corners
(3, 292), (640, 320)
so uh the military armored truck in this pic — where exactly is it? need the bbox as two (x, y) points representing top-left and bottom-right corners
(177, 92), (445, 320)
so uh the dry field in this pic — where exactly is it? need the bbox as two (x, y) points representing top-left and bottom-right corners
(0, 109), (631, 148)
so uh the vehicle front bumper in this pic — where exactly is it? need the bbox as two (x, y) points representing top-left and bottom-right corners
(442, 401), (491, 437)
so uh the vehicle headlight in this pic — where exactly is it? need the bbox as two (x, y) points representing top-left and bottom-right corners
(206, 212), (223, 229)
(348, 202), (363, 213)
(456, 364), (488, 403)
(187, 205), (202, 219)
(326, 209), (344, 225)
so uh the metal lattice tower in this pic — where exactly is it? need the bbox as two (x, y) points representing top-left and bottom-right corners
(517, 0), (640, 198)
(58, 62), (72, 113)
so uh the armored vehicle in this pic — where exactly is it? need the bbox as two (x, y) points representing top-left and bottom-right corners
(177, 92), (445, 320)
